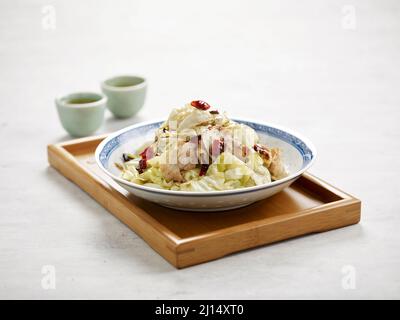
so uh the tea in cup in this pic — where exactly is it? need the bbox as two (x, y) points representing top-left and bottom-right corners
(55, 92), (106, 137)
(101, 75), (147, 118)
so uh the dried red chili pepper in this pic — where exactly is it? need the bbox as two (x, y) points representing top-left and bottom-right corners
(191, 100), (211, 110)
(138, 159), (147, 173)
(139, 146), (154, 160)
(199, 164), (209, 176)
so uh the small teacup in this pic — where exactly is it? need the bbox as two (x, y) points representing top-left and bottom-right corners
(55, 92), (107, 137)
(101, 75), (147, 118)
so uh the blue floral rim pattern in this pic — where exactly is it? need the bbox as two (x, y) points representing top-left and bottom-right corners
(99, 120), (314, 167)
(238, 120), (314, 163)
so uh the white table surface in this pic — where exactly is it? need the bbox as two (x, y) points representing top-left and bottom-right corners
(1, 0), (399, 299)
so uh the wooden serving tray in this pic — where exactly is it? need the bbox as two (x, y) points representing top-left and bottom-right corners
(48, 135), (361, 268)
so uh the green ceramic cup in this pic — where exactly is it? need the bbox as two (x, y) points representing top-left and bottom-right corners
(55, 92), (107, 137)
(101, 75), (147, 118)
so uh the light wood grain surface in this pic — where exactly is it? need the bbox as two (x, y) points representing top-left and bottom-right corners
(48, 136), (361, 268)
(0, 0), (399, 299)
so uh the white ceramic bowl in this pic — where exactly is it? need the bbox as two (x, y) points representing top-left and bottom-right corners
(95, 119), (316, 212)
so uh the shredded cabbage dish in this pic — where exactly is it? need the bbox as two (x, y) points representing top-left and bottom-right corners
(117, 101), (288, 191)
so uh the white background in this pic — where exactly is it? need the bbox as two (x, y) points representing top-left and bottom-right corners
(0, 0), (399, 299)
